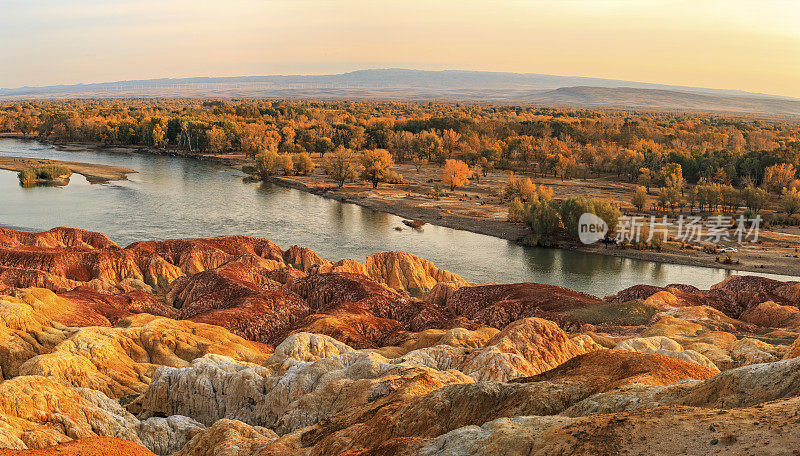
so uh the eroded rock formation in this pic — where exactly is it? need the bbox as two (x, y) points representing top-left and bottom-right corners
(0, 226), (798, 456)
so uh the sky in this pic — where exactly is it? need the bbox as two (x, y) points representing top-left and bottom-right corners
(1, 0), (798, 97)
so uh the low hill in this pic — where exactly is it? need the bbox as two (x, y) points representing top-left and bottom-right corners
(2, 69), (798, 115)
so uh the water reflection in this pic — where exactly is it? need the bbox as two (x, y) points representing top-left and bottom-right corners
(0, 137), (795, 297)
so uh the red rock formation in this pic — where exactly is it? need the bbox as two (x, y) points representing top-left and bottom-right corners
(0, 265), (85, 293)
(444, 282), (603, 329)
(712, 275), (800, 311)
(169, 262), (309, 345)
(290, 272), (455, 344)
(0, 247), (183, 291)
(605, 279), (789, 319)
(0, 437), (157, 456)
(364, 251), (467, 296)
(0, 226), (118, 250)
(282, 245), (332, 272)
(127, 236), (284, 274)
(58, 286), (177, 325)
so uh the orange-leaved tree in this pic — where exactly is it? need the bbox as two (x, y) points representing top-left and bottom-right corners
(442, 159), (472, 191)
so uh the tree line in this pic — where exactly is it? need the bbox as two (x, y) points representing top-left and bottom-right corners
(2, 99), (798, 189)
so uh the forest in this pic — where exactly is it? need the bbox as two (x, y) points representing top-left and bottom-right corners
(3, 98), (800, 241)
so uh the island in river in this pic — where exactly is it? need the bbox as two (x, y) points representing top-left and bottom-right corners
(0, 155), (136, 184)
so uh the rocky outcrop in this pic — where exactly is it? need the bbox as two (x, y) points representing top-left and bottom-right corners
(365, 251), (467, 296)
(786, 335), (800, 359)
(126, 236), (285, 275)
(58, 287), (176, 324)
(516, 349), (718, 390)
(614, 336), (719, 372)
(3, 227), (800, 456)
(136, 351), (472, 433)
(172, 420), (277, 456)
(0, 437), (157, 456)
(282, 246), (332, 273)
(136, 416), (205, 456)
(0, 376), (141, 450)
(289, 272), (457, 347)
(0, 265), (85, 293)
(0, 227), (118, 250)
(18, 315), (270, 398)
(414, 397), (800, 456)
(0, 247), (183, 292)
(741, 300), (800, 328)
(168, 261), (309, 345)
(444, 282), (603, 329)
(395, 317), (589, 382)
(289, 350), (719, 456)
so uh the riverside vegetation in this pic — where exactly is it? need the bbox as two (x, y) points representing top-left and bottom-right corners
(4, 99), (800, 271)
(0, 225), (799, 455)
(16, 164), (72, 186)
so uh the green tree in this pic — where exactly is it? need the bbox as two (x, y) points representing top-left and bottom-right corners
(742, 185), (768, 214)
(313, 137), (334, 159)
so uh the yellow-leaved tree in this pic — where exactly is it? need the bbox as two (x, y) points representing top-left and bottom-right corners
(442, 159), (472, 191)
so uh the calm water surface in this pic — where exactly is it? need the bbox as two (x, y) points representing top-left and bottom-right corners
(0, 138), (793, 296)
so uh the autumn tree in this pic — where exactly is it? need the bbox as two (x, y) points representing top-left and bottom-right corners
(388, 130), (414, 163)
(359, 149), (395, 188)
(781, 187), (800, 215)
(479, 148), (500, 177)
(323, 147), (358, 187)
(206, 126), (229, 153)
(763, 163), (796, 193)
(441, 159), (472, 191)
(278, 154), (294, 175)
(441, 129), (461, 160)
(242, 123), (279, 159)
(637, 168), (653, 192)
(293, 152), (314, 176)
(255, 150), (280, 178)
(632, 186), (647, 211)
(659, 163), (684, 195)
(412, 131), (442, 167)
(151, 123), (167, 149)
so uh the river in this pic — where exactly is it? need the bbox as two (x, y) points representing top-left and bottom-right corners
(0, 138), (792, 296)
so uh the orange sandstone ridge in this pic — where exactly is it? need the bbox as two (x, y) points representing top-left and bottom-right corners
(0, 226), (797, 455)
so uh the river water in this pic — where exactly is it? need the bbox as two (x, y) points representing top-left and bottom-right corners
(0, 138), (792, 296)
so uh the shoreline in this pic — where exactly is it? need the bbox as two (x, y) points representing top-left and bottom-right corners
(5, 135), (799, 278)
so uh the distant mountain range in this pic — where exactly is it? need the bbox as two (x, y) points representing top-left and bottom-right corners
(2, 69), (799, 116)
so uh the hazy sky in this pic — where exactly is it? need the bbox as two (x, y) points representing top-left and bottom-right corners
(1, 0), (798, 96)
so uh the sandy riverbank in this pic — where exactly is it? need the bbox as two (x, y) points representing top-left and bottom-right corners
(10, 138), (800, 277)
(0, 155), (136, 183)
